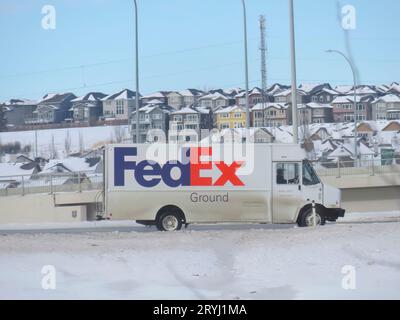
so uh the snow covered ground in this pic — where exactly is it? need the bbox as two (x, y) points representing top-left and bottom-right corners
(0, 212), (399, 300)
(0, 125), (131, 159)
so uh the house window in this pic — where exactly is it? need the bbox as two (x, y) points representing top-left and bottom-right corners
(186, 114), (198, 122)
(356, 104), (365, 111)
(152, 113), (162, 120)
(174, 115), (183, 122)
(116, 100), (125, 115)
(234, 113), (242, 118)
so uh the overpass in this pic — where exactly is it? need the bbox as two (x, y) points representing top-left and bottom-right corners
(0, 162), (399, 225)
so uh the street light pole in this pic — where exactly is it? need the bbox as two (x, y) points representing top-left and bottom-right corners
(134, 0), (140, 143)
(289, 0), (299, 144)
(326, 49), (358, 159)
(241, 0), (250, 129)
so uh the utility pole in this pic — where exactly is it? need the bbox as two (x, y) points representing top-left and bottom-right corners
(134, 0), (140, 143)
(289, 0), (299, 144)
(326, 49), (358, 159)
(241, 0), (250, 129)
(259, 15), (268, 111)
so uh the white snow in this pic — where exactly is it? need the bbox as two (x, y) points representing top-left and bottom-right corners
(0, 125), (131, 159)
(0, 212), (399, 300)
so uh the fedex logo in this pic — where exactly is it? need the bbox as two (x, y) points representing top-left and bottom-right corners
(114, 147), (245, 188)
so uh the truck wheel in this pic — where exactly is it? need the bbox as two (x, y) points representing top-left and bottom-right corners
(298, 208), (326, 227)
(157, 212), (183, 232)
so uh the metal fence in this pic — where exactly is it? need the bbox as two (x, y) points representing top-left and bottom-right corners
(0, 171), (103, 197)
(312, 156), (400, 178)
(1, 156), (400, 197)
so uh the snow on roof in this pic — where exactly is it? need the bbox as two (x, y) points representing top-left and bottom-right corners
(199, 92), (229, 101)
(251, 103), (287, 111)
(171, 107), (199, 115)
(40, 93), (76, 104)
(102, 89), (138, 101)
(178, 89), (204, 97)
(347, 86), (378, 95)
(305, 102), (333, 109)
(373, 94), (400, 104)
(0, 163), (36, 179)
(321, 88), (339, 95)
(274, 88), (306, 97)
(331, 95), (364, 104)
(141, 91), (168, 99)
(4, 99), (37, 106)
(215, 105), (244, 114)
(72, 92), (107, 102)
(334, 85), (353, 94)
(143, 99), (165, 105)
(40, 158), (99, 174)
(298, 83), (322, 94)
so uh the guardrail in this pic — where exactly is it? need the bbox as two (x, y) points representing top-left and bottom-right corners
(0, 171), (103, 197)
(312, 156), (400, 178)
(1, 156), (400, 197)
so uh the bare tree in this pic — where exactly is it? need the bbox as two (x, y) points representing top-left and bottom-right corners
(64, 131), (71, 156)
(79, 131), (84, 154)
(49, 134), (58, 159)
(114, 126), (124, 143)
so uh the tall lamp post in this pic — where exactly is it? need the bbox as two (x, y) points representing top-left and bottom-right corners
(134, 0), (140, 143)
(326, 49), (358, 159)
(289, 0), (298, 144)
(241, 0), (250, 129)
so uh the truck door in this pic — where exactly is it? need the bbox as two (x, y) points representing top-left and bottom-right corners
(272, 162), (302, 223)
(301, 160), (323, 204)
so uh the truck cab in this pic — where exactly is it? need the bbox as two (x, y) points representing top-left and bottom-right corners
(272, 157), (345, 226)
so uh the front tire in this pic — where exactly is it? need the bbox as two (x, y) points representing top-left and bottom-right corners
(297, 208), (326, 227)
(156, 212), (183, 232)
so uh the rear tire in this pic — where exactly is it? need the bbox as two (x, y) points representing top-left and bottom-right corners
(156, 212), (183, 232)
(297, 208), (326, 227)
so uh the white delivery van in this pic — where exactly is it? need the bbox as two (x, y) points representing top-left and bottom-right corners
(103, 143), (345, 231)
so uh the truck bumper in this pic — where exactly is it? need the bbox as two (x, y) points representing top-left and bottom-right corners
(324, 208), (346, 222)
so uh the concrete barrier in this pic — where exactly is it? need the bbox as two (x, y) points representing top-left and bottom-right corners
(0, 193), (87, 224)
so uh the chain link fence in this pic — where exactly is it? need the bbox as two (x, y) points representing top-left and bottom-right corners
(0, 171), (103, 197)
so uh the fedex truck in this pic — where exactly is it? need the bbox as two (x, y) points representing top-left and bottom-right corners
(103, 143), (345, 231)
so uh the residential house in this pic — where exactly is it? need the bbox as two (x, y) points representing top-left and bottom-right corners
(132, 102), (173, 143)
(215, 106), (247, 130)
(309, 87), (339, 104)
(167, 92), (184, 110)
(102, 89), (139, 122)
(273, 88), (307, 104)
(141, 91), (170, 105)
(33, 93), (77, 124)
(178, 89), (205, 107)
(334, 85), (353, 95)
(235, 87), (266, 108)
(371, 94), (400, 120)
(347, 85), (379, 97)
(298, 83), (332, 102)
(198, 92), (232, 110)
(202, 128), (275, 144)
(169, 106), (212, 143)
(71, 92), (107, 125)
(387, 82), (400, 95)
(331, 95), (374, 122)
(3, 99), (37, 127)
(303, 103), (334, 124)
(251, 103), (289, 127)
(267, 83), (290, 99)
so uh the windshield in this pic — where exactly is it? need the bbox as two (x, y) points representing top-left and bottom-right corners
(303, 160), (320, 186)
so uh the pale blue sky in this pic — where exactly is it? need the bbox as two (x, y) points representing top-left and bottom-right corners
(0, 0), (399, 101)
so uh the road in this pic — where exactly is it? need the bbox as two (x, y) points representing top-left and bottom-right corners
(0, 211), (399, 300)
